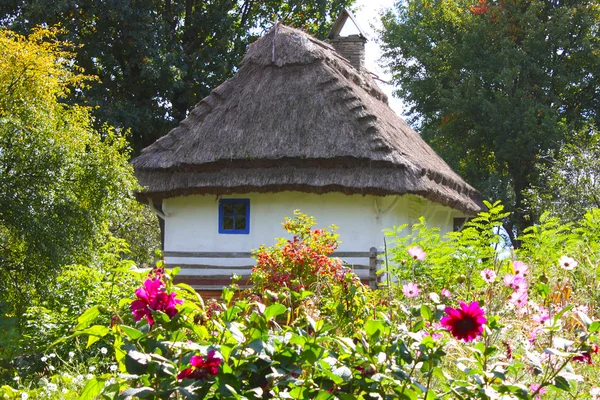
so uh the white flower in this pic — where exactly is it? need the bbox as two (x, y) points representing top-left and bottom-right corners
(20, 393), (28, 400)
(591, 387), (600, 400)
(110, 364), (118, 372)
(68, 351), (75, 358)
(47, 383), (57, 392)
(558, 255), (578, 270)
(48, 365), (55, 371)
(86, 374), (93, 380)
(49, 353), (56, 358)
(41, 356), (48, 362)
(13, 376), (20, 381)
(100, 347), (108, 355)
(89, 366), (96, 372)
(62, 388), (68, 393)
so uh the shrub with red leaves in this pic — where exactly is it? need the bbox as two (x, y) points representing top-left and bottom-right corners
(251, 211), (347, 292)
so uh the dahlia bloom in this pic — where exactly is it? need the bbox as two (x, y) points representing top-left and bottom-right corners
(130, 278), (183, 325)
(407, 246), (426, 261)
(558, 255), (578, 270)
(480, 269), (496, 283)
(402, 282), (420, 298)
(441, 301), (486, 342)
(177, 350), (222, 380)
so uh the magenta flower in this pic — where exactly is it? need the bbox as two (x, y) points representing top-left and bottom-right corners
(513, 261), (529, 277)
(441, 288), (452, 298)
(480, 269), (496, 283)
(441, 301), (486, 342)
(558, 255), (578, 270)
(130, 278), (183, 325)
(402, 282), (420, 298)
(407, 246), (426, 261)
(177, 350), (222, 380)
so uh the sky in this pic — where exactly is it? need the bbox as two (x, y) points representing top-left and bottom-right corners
(340, 0), (406, 117)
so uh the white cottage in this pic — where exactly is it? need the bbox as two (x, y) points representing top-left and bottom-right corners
(133, 12), (484, 290)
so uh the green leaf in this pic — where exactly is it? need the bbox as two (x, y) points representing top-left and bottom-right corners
(589, 321), (600, 333)
(78, 377), (105, 400)
(177, 282), (205, 308)
(264, 303), (287, 321)
(121, 387), (155, 398)
(553, 376), (570, 391)
(125, 350), (151, 375)
(365, 320), (385, 337)
(75, 306), (101, 331)
(554, 305), (574, 324)
(420, 305), (433, 321)
(120, 325), (144, 340)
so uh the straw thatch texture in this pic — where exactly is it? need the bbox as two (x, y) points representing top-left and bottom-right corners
(133, 25), (484, 214)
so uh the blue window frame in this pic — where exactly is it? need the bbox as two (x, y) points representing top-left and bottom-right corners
(218, 199), (250, 234)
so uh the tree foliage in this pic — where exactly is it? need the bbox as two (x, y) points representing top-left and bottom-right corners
(379, 0), (600, 236)
(0, 27), (157, 317)
(0, 0), (355, 153)
(527, 125), (600, 223)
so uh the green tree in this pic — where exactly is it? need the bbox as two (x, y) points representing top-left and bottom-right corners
(379, 0), (600, 238)
(526, 125), (600, 223)
(0, 0), (355, 153)
(0, 27), (156, 319)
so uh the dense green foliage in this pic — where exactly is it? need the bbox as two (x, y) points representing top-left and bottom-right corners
(379, 0), (600, 236)
(1, 207), (599, 399)
(0, 28), (160, 320)
(0, 0), (355, 153)
(526, 125), (600, 224)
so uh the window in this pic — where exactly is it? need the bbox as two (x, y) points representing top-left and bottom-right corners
(219, 199), (250, 234)
(453, 217), (472, 232)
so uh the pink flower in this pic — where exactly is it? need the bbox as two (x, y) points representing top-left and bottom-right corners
(532, 307), (549, 324)
(177, 350), (222, 380)
(480, 269), (496, 283)
(591, 387), (600, 400)
(530, 384), (546, 400)
(529, 328), (541, 343)
(441, 301), (486, 342)
(503, 274), (527, 291)
(513, 261), (529, 277)
(509, 291), (528, 308)
(441, 288), (452, 298)
(558, 255), (578, 270)
(402, 282), (420, 298)
(407, 246), (426, 261)
(130, 278), (183, 325)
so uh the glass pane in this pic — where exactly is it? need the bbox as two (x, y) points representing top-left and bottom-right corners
(234, 202), (247, 216)
(223, 217), (234, 230)
(223, 203), (234, 217)
(235, 217), (246, 230)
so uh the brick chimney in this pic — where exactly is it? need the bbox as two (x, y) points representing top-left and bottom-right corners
(328, 10), (367, 72)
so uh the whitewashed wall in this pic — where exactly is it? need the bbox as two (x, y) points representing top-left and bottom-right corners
(161, 192), (467, 288)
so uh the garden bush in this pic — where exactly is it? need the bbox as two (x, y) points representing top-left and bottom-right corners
(1, 203), (599, 399)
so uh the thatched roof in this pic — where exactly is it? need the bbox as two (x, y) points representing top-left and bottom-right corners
(133, 24), (485, 215)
